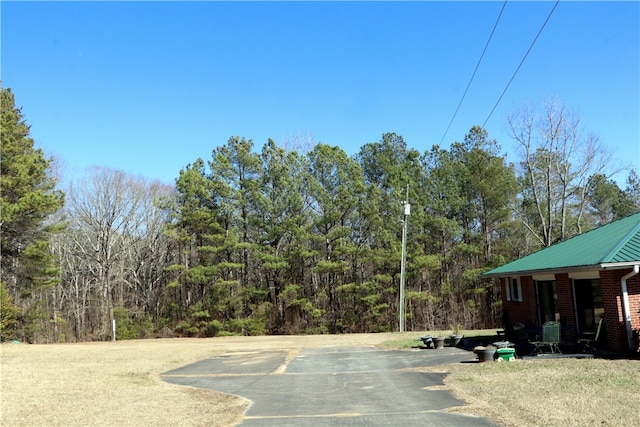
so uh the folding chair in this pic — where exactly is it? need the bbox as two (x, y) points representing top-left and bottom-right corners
(579, 315), (604, 352)
(529, 321), (561, 355)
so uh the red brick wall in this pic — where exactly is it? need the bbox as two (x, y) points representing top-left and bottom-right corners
(501, 276), (537, 327)
(629, 274), (640, 349)
(601, 270), (625, 353)
(520, 276), (537, 323)
(600, 268), (640, 353)
(555, 273), (576, 340)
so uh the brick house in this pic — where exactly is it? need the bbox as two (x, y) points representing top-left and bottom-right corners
(484, 211), (640, 354)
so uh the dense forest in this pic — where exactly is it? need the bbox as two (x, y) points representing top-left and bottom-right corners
(2, 87), (639, 343)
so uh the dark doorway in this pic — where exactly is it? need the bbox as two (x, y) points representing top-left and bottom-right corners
(536, 280), (558, 326)
(573, 279), (603, 334)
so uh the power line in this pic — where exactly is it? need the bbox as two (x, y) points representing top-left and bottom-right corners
(481, 0), (560, 129)
(439, 0), (508, 145)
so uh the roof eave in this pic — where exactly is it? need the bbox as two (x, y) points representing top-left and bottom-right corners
(484, 261), (640, 278)
(484, 265), (590, 278)
(600, 261), (640, 270)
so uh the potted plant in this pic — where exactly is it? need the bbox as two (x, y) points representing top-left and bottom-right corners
(474, 345), (496, 362)
(449, 324), (464, 346)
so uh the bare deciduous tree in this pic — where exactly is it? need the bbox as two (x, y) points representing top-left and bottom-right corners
(507, 96), (617, 245)
(57, 167), (174, 340)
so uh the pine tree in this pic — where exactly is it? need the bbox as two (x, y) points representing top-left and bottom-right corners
(0, 88), (64, 342)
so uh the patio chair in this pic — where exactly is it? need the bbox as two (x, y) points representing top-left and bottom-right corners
(529, 321), (561, 355)
(579, 315), (604, 351)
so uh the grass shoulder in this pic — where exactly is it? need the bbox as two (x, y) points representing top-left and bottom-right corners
(381, 330), (640, 426)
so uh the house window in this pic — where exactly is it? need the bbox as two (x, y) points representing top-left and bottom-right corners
(507, 278), (522, 302)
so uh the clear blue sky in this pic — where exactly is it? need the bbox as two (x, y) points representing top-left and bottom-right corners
(2, 1), (638, 186)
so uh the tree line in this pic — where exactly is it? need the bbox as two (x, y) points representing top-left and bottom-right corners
(2, 87), (639, 343)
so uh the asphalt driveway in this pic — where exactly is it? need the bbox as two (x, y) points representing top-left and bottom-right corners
(161, 346), (497, 426)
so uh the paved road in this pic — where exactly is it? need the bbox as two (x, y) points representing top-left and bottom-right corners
(161, 346), (497, 426)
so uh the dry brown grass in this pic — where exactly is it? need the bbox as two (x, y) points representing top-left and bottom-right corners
(444, 357), (640, 427)
(0, 333), (393, 427)
(3, 333), (639, 427)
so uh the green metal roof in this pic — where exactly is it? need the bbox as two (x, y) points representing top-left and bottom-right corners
(484, 211), (640, 277)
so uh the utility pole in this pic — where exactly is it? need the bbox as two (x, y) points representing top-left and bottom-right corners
(399, 185), (410, 332)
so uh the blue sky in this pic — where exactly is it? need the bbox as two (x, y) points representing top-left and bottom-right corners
(2, 1), (638, 186)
